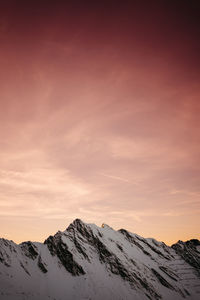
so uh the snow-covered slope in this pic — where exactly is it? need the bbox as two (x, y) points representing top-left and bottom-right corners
(0, 219), (199, 300)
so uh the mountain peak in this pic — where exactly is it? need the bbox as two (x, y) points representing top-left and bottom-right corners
(70, 218), (85, 228)
(0, 221), (200, 300)
(66, 218), (88, 233)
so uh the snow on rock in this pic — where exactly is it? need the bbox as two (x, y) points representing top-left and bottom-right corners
(0, 219), (200, 300)
(172, 239), (200, 276)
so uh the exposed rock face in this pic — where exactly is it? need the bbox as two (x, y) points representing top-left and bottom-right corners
(172, 239), (200, 276)
(20, 241), (38, 260)
(0, 219), (200, 300)
(0, 238), (16, 267)
(37, 255), (48, 273)
(44, 231), (85, 276)
(151, 268), (174, 290)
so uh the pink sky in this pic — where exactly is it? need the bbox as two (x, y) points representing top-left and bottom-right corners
(0, 1), (200, 245)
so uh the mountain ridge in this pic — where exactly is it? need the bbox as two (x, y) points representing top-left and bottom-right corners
(0, 218), (199, 300)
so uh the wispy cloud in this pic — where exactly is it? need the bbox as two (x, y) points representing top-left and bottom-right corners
(99, 173), (131, 183)
(0, 1), (200, 245)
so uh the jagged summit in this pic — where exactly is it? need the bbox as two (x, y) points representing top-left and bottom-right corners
(0, 219), (200, 300)
(66, 218), (85, 231)
(69, 218), (85, 227)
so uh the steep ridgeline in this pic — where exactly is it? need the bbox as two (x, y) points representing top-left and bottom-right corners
(0, 219), (199, 300)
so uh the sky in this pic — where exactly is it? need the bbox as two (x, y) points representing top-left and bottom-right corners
(0, 0), (200, 245)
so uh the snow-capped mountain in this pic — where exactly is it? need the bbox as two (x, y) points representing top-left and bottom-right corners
(0, 219), (199, 300)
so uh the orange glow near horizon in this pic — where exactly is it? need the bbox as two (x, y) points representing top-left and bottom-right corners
(0, 1), (200, 246)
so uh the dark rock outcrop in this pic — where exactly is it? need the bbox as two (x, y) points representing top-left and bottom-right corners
(38, 255), (48, 273)
(44, 232), (85, 276)
(151, 268), (174, 289)
(172, 239), (200, 276)
(20, 241), (38, 260)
